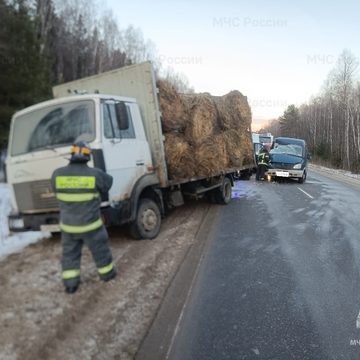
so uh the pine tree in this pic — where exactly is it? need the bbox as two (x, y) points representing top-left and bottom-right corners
(279, 105), (299, 137)
(0, 0), (51, 147)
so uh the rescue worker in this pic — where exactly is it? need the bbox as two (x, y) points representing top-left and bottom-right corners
(51, 141), (116, 294)
(256, 144), (270, 181)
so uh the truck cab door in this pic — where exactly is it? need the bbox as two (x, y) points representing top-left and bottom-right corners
(101, 101), (148, 202)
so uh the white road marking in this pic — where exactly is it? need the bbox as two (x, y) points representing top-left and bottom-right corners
(297, 187), (314, 199)
(356, 310), (360, 329)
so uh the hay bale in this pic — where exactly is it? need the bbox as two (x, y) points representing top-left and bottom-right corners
(212, 96), (232, 130)
(239, 131), (255, 165)
(221, 130), (243, 167)
(185, 94), (217, 145)
(157, 80), (189, 132)
(164, 133), (195, 179)
(221, 129), (253, 167)
(214, 91), (252, 131)
(194, 135), (229, 176)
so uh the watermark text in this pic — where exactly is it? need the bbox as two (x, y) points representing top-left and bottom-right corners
(213, 17), (287, 28)
(158, 54), (203, 66)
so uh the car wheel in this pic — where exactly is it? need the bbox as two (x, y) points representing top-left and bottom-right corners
(298, 170), (307, 184)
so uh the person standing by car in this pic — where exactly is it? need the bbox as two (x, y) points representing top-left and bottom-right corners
(51, 141), (116, 294)
(256, 145), (270, 181)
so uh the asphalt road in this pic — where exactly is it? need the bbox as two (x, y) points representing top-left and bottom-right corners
(141, 169), (360, 360)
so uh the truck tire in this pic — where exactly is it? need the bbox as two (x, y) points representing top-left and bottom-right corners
(129, 198), (161, 240)
(215, 177), (232, 205)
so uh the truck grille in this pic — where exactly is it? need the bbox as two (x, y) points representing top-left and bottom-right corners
(270, 162), (294, 170)
(14, 180), (58, 212)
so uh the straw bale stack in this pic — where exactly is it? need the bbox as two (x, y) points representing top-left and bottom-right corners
(157, 81), (253, 180)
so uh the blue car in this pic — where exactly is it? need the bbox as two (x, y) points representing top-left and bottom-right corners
(266, 137), (309, 183)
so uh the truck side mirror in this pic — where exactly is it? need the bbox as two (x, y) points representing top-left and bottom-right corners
(307, 153), (311, 160)
(115, 102), (129, 130)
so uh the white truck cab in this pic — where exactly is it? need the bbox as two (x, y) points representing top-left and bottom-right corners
(7, 93), (155, 233)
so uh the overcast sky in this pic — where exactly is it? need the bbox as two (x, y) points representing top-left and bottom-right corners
(106, 0), (360, 129)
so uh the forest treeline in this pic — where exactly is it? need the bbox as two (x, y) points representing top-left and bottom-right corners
(0, 0), (191, 147)
(263, 50), (360, 172)
(3, 1), (358, 172)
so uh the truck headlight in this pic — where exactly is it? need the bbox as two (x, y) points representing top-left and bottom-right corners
(293, 163), (302, 170)
(9, 217), (25, 230)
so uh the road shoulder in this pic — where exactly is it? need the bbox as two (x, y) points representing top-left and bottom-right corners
(135, 205), (219, 360)
(309, 163), (360, 189)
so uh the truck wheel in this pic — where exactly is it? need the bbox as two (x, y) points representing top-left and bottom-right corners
(215, 177), (232, 205)
(129, 198), (161, 240)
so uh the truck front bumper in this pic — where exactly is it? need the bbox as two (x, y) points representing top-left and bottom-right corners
(8, 213), (60, 232)
(8, 205), (123, 233)
(266, 168), (304, 179)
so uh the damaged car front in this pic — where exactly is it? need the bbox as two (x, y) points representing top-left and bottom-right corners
(266, 137), (309, 184)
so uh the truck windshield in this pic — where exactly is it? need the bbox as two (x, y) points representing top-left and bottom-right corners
(270, 144), (304, 157)
(11, 100), (95, 156)
(259, 136), (272, 144)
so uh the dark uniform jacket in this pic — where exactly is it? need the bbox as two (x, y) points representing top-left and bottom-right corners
(51, 163), (113, 233)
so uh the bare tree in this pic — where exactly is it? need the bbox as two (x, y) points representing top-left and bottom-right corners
(162, 67), (194, 93)
(331, 50), (359, 167)
(269, 50), (360, 171)
(34, 0), (54, 52)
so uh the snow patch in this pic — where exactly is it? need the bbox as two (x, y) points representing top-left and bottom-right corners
(310, 164), (360, 180)
(0, 184), (50, 260)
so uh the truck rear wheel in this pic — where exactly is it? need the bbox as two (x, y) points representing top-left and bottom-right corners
(129, 198), (161, 240)
(215, 177), (232, 205)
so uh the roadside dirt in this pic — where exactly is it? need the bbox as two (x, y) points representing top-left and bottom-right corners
(0, 201), (210, 360)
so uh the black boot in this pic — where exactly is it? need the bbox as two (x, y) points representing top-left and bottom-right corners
(65, 284), (79, 294)
(63, 276), (80, 294)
